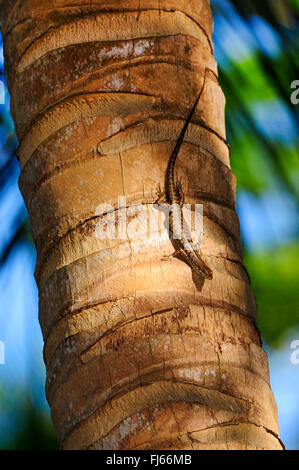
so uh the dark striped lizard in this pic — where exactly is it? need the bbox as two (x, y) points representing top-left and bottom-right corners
(156, 81), (213, 280)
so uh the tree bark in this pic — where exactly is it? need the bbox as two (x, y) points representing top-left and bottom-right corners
(0, 0), (283, 450)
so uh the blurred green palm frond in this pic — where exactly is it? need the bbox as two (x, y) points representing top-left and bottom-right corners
(245, 244), (299, 347)
(212, 0), (299, 200)
(232, 0), (299, 29)
(210, 0), (299, 346)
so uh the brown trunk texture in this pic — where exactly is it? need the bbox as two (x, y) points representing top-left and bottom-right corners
(0, 0), (283, 450)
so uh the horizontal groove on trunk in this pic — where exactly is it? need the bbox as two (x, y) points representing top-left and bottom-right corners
(18, 92), (161, 166)
(43, 301), (260, 379)
(88, 421), (284, 450)
(17, 76), (226, 167)
(33, 196), (238, 287)
(12, 41), (218, 129)
(14, 9), (212, 73)
(41, 280), (257, 345)
(44, 304), (261, 401)
(20, 116), (228, 205)
(60, 380), (249, 448)
(15, 55), (212, 141)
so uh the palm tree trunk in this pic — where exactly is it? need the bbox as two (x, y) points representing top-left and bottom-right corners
(0, 0), (283, 450)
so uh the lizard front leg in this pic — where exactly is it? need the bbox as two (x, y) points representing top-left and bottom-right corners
(155, 183), (167, 204)
(161, 249), (180, 261)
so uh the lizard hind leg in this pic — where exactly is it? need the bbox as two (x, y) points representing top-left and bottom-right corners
(155, 183), (167, 204)
(161, 249), (180, 261)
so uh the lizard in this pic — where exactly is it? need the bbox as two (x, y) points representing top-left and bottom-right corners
(156, 76), (213, 280)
